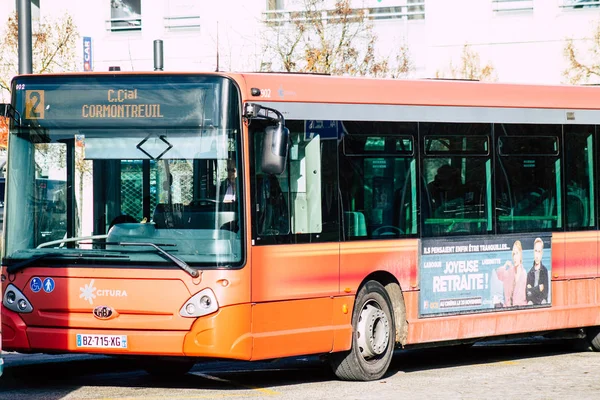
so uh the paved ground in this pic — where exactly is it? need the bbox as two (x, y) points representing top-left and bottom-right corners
(0, 338), (598, 400)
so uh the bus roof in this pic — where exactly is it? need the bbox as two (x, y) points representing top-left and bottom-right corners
(12, 71), (600, 110)
(234, 73), (600, 110)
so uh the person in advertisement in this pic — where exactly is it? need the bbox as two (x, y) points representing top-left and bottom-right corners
(496, 240), (528, 307)
(526, 237), (549, 305)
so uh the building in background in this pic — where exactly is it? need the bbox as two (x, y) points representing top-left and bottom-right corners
(0, 0), (599, 83)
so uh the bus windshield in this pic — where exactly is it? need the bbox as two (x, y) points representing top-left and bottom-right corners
(4, 74), (243, 269)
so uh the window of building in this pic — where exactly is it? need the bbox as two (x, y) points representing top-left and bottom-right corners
(109, 0), (142, 32)
(561, 0), (600, 8)
(266, 0), (285, 11)
(32, 0), (40, 20)
(264, 0), (425, 24)
(492, 0), (533, 12)
(369, 0), (425, 21)
(164, 0), (200, 30)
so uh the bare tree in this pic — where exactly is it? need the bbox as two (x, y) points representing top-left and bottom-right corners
(261, 0), (413, 78)
(436, 44), (497, 82)
(0, 11), (79, 102)
(0, 10), (81, 228)
(563, 21), (600, 85)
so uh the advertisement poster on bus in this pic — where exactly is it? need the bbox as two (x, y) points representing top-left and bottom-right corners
(419, 234), (552, 317)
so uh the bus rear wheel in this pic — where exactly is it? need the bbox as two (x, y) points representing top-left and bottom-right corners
(586, 326), (600, 351)
(329, 280), (395, 381)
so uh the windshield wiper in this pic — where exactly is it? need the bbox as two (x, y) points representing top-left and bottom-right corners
(6, 253), (129, 274)
(37, 234), (109, 249)
(115, 242), (199, 278)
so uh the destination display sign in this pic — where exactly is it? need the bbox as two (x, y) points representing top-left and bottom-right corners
(12, 76), (229, 129)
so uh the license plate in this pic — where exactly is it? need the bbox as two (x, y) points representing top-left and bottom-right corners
(76, 334), (128, 349)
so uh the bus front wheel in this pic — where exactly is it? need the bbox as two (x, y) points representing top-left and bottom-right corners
(586, 326), (600, 351)
(330, 280), (395, 381)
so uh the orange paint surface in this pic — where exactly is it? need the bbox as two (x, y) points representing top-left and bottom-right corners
(234, 72), (600, 109)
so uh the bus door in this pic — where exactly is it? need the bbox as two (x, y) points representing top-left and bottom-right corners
(249, 119), (340, 359)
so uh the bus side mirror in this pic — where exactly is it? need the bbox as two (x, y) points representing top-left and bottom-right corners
(261, 123), (289, 175)
(0, 103), (20, 125)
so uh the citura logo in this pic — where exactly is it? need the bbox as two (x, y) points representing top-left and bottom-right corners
(80, 279), (128, 305)
(80, 279), (97, 304)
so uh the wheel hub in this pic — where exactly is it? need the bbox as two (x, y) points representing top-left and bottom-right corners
(356, 303), (390, 359)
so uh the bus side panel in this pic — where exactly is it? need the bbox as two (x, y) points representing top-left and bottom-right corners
(403, 280), (600, 344)
(402, 231), (598, 343)
(251, 243), (339, 302)
(251, 298), (334, 360)
(331, 296), (354, 352)
(561, 231), (598, 280)
(339, 239), (418, 295)
(250, 243), (339, 360)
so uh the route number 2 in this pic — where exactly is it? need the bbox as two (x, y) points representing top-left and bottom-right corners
(26, 90), (45, 119)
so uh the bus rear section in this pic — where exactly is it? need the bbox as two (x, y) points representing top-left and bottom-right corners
(0, 73), (254, 372)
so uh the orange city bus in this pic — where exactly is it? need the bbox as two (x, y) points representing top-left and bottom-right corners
(1, 72), (600, 381)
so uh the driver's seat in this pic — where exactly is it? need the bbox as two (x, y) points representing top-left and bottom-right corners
(152, 203), (184, 229)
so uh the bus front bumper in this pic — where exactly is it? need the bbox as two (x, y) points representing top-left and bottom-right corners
(1, 303), (253, 359)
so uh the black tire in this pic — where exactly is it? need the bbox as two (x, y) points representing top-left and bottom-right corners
(586, 326), (600, 351)
(330, 280), (395, 381)
(142, 357), (196, 377)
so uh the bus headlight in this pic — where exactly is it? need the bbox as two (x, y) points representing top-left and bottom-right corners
(6, 290), (16, 304)
(185, 303), (196, 315)
(17, 299), (28, 311)
(3, 284), (33, 313)
(180, 288), (219, 318)
(199, 295), (212, 308)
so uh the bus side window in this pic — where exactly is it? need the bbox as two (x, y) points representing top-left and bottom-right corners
(564, 125), (595, 231)
(256, 174), (289, 236)
(420, 123), (491, 237)
(496, 126), (561, 233)
(340, 125), (417, 240)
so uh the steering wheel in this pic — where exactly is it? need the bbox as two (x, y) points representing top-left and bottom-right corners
(372, 226), (403, 237)
(189, 198), (218, 207)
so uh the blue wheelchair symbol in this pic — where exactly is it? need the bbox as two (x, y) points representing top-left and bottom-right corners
(43, 278), (55, 293)
(30, 277), (42, 293)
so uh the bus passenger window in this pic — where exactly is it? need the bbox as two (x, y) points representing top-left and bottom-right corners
(564, 125), (595, 231)
(340, 124), (417, 240)
(420, 123), (491, 237)
(427, 164), (463, 215)
(496, 125), (561, 233)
